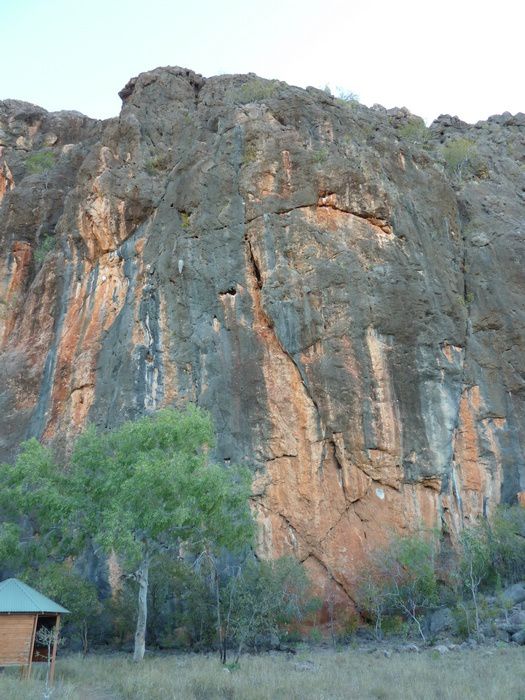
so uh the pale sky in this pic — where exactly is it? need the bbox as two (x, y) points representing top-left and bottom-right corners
(1, 0), (523, 124)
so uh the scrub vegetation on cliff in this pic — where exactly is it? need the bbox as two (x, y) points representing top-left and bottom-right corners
(356, 507), (525, 643)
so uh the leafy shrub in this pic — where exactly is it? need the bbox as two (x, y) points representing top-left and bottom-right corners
(147, 557), (215, 651)
(104, 582), (137, 647)
(311, 148), (328, 165)
(243, 141), (258, 165)
(143, 553), (317, 659)
(489, 505), (525, 584)
(224, 556), (315, 661)
(179, 211), (191, 229)
(381, 614), (409, 637)
(356, 534), (439, 641)
(234, 79), (279, 104)
(145, 153), (171, 175)
(452, 506), (525, 593)
(454, 525), (492, 636)
(335, 88), (359, 106)
(308, 626), (323, 644)
(452, 602), (471, 639)
(26, 150), (56, 174)
(356, 573), (391, 640)
(452, 596), (498, 641)
(397, 117), (429, 144)
(34, 234), (55, 265)
(22, 563), (101, 654)
(442, 138), (484, 179)
(456, 291), (475, 307)
(329, 611), (360, 645)
(448, 506), (525, 637)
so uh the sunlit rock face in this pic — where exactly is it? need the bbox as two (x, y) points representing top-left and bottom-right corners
(1, 69), (524, 602)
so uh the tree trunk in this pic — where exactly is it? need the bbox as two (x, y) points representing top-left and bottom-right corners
(133, 557), (150, 662)
(81, 620), (88, 656)
(213, 565), (227, 663)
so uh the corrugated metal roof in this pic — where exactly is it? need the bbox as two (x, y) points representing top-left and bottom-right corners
(0, 578), (69, 614)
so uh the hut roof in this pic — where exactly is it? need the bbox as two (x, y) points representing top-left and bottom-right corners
(0, 578), (69, 614)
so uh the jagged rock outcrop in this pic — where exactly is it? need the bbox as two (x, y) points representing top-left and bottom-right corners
(1, 68), (524, 602)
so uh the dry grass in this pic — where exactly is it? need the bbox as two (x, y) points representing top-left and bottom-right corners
(1, 647), (524, 699)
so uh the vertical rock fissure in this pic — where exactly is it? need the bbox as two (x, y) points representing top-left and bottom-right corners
(301, 552), (355, 603)
(329, 436), (351, 502)
(454, 217), (474, 524)
(27, 242), (74, 439)
(138, 287), (164, 412)
(245, 235), (325, 440)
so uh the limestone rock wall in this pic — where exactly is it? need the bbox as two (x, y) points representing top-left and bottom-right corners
(1, 69), (524, 601)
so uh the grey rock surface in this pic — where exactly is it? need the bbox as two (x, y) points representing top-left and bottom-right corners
(0, 67), (524, 596)
(511, 628), (525, 645)
(502, 584), (525, 606)
(428, 607), (456, 636)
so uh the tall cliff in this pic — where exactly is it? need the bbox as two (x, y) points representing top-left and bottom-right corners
(1, 68), (524, 602)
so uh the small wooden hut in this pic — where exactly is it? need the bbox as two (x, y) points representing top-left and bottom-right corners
(0, 577), (69, 681)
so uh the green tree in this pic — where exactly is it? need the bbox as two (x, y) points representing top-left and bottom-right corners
(359, 534), (439, 641)
(223, 556), (314, 662)
(450, 507), (525, 637)
(0, 439), (71, 570)
(0, 406), (254, 662)
(73, 406), (253, 661)
(146, 557), (215, 650)
(455, 525), (490, 638)
(22, 563), (101, 654)
(104, 582), (137, 648)
(489, 505), (525, 584)
(356, 573), (390, 641)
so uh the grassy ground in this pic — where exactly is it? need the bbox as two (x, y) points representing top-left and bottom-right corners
(1, 646), (524, 700)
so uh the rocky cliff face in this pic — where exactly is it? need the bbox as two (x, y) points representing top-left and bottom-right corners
(1, 67), (524, 602)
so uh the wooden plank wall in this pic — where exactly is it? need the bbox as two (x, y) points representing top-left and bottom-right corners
(0, 614), (35, 665)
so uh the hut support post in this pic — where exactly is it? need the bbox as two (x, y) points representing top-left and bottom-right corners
(22, 615), (38, 680)
(49, 614), (61, 685)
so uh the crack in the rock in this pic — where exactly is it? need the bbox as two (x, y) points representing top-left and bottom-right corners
(255, 502), (303, 547)
(447, 213), (475, 521)
(70, 383), (94, 393)
(353, 509), (366, 524)
(246, 237), (263, 289)
(328, 436), (351, 502)
(245, 203), (315, 224)
(246, 232), (326, 441)
(256, 504), (358, 603)
(245, 200), (394, 236)
(317, 194), (394, 234)
(266, 453), (298, 462)
(277, 511), (301, 539)
(319, 502), (354, 545)
(300, 552), (356, 604)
